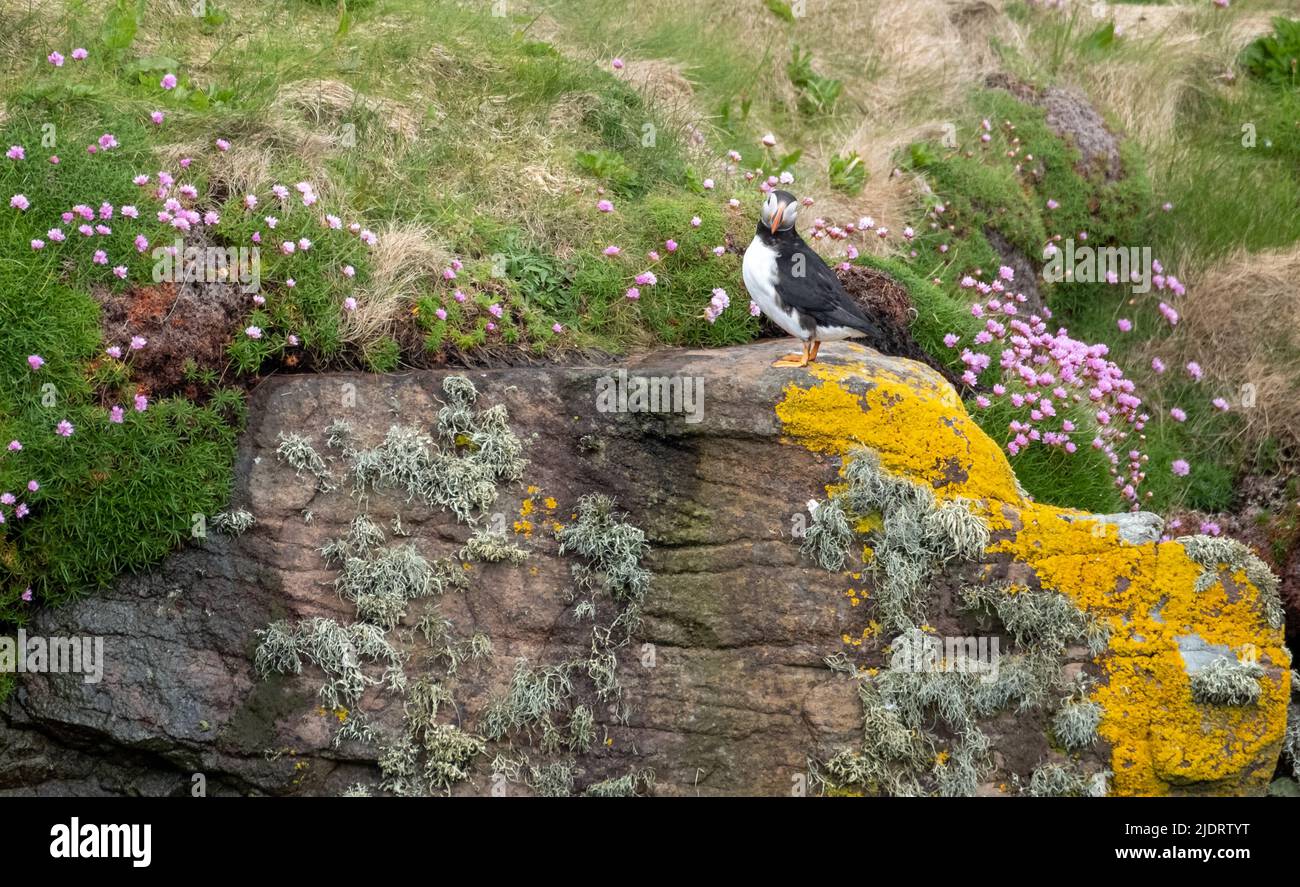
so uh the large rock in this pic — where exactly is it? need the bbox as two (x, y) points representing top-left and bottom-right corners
(0, 342), (1289, 796)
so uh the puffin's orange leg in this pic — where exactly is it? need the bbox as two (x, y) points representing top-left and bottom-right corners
(809, 340), (821, 362)
(772, 340), (811, 368)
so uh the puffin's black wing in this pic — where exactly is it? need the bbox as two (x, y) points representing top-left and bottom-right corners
(776, 235), (974, 395)
(776, 239), (885, 337)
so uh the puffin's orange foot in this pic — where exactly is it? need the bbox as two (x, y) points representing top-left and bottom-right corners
(771, 353), (809, 368)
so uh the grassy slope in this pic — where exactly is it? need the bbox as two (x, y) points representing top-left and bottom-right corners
(2, 0), (1298, 624)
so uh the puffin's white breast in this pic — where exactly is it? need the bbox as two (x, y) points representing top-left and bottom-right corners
(742, 236), (807, 340)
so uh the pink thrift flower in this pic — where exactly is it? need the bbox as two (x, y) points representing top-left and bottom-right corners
(151, 111), (165, 125)
(134, 394), (148, 412)
(1186, 361), (1202, 381)
(1116, 318), (1132, 332)
(344, 297), (357, 311)
(1171, 459), (1190, 477)
(56, 420), (74, 437)
(596, 199), (614, 213)
(48, 51), (64, 67)
(71, 47), (88, 60)
(245, 326), (263, 340)
(552, 322), (563, 333)
(27, 355), (44, 370)
(161, 73), (178, 90)
(10, 194), (30, 211)
(625, 287), (640, 300)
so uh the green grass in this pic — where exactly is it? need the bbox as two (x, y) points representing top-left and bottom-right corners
(892, 78), (1259, 513)
(0, 106), (243, 622)
(3, 0), (1300, 626)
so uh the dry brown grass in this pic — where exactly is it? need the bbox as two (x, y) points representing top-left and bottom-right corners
(1038, 4), (1280, 150)
(341, 221), (451, 349)
(273, 79), (421, 144)
(803, 0), (1016, 248)
(1161, 244), (1300, 452)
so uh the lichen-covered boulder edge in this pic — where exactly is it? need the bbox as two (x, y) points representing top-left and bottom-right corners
(777, 345), (1290, 796)
(0, 341), (1288, 796)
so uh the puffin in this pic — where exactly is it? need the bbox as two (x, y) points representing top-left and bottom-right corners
(742, 189), (888, 367)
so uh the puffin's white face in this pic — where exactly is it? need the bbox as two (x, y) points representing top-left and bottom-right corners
(759, 192), (798, 234)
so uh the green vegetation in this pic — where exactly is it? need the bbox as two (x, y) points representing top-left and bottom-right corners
(4, 0), (1298, 632)
(1241, 17), (1300, 89)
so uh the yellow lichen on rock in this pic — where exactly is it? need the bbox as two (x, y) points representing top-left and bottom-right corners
(775, 350), (1291, 796)
(774, 353), (1022, 507)
(991, 501), (1291, 796)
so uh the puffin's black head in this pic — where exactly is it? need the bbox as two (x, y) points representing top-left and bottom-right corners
(759, 189), (799, 235)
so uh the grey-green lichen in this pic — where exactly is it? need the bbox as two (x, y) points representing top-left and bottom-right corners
(557, 495), (650, 606)
(1284, 670), (1300, 781)
(582, 769), (656, 797)
(835, 448), (991, 634)
(253, 375), (656, 797)
(276, 431), (335, 491)
(461, 528), (529, 564)
(1022, 762), (1102, 797)
(321, 514), (387, 564)
(253, 616), (403, 710)
(349, 379), (525, 524)
(1179, 534), (1284, 630)
(802, 499), (853, 571)
(1190, 657), (1265, 706)
(211, 509), (255, 536)
(807, 446), (1109, 797)
(1052, 689), (1102, 751)
(960, 582), (1109, 659)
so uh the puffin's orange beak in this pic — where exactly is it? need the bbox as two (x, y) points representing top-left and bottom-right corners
(769, 203), (784, 234)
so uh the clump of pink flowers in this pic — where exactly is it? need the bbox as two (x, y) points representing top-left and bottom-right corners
(953, 267), (1151, 508)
